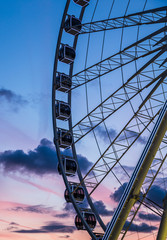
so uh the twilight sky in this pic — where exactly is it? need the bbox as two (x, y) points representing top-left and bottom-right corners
(0, 0), (167, 240)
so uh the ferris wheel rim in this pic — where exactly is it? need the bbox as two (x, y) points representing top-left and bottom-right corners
(52, 1), (105, 239)
(52, 0), (167, 239)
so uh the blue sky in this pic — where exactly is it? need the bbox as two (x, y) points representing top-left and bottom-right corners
(0, 0), (167, 240)
(0, 0), (66, 151)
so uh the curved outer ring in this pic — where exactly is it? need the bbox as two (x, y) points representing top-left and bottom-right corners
(52, 0), (105, 239)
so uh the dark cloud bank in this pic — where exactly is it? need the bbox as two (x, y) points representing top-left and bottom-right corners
(110, 182), (127, 203)
(94, 200), (113, 216)
(147, 185), (166, 207)
(0, 138), (113, 229)
(0, 138), (92, 175)
(110, 182), (166, 207)
(138, 212), (160, 222)
(123, 221), (157, 233)
(1, 138), (164, 235)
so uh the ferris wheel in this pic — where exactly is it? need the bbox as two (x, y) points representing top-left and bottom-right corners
(52, 0), (167, 239)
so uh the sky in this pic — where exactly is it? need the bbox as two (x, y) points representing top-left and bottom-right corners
(0, 0), (167, 240)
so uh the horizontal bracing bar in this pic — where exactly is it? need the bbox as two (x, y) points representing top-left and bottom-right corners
(78, 6), (167, 34)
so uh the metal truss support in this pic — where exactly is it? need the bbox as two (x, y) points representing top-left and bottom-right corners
(73, 71), (167, 195)
(72, 25), (167, 89)
(157, 194), (167, 240)
(78, 7), (167, 34)
(102, 100), (167, 240)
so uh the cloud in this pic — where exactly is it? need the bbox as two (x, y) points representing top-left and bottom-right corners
(0, 139), (57, 175)
(95, 126), (147, 145)
(54, 213), (69, 218)
(0, 219), (32, 231)
(59, 235), (70, 238)
(15, 221), (76, 234)
(75, 154), (92, 173)
(147, 185), (166, 207)
(128, 131), (147, 145)
(56, 201), (89, 219)
(54, 204), (75, 219)
(10, 222), (19, 226)
(6, 222), (20, 231)
(110, 183), (127, 202)
(123, 221), (157, 233)
(138, 212), (160, 222)
(58, 199), (113, 219)
(11, 205), (53, 214)
(94, 200), (113, 216)
(0, 138), (92, 175)
(96, 126), (117, 141)
(138, 136), (147, 144)
(118, 130), (147, 145)
(110, 182), (166, 207)
(11, 203), (75, 222)
(0, 88), (28, 110)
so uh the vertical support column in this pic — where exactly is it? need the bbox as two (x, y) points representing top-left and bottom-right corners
(157, 194), (167, 240)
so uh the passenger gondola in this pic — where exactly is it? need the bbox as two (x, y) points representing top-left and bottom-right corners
(57, 157), (77, 176)
(64, 184), (85, 203)
(64, 15), (82, 35)
(56, 101), (71, 120)
(57, 128), (73, 148)
(75, 211), (96, 230)
(58, 44), (76, 64)
(73, 0), (90, 7)
(55, 73), (72, 92)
